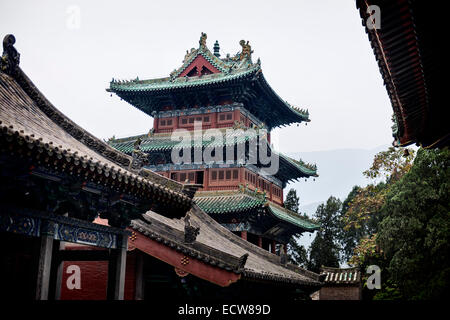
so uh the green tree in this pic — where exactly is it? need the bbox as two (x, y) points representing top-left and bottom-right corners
(308, 196), (342, 273)
(287, 236), (308, 267)
(285, 189), (309, 267)
(284, 189), (300, 213)
(339, 147), (414, 300)
(377, 148), (450, 299)
(342, 147), (415, 266)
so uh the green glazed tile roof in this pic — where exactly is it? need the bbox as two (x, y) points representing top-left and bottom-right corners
(110, 64), (260, 92)
(108, 130), (318, 182)
(194, 188), (319, 232)
(278, 153), (318, 177)
(108, 129), (258, 153)
(267, 204), (319, 231)
(195, 190), (266, 215)
(107, 34), (311, 129)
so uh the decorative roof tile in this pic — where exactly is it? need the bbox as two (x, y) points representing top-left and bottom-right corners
(266, 203), (319, 231)
(320, 266), (361, 285)
(194, 188), (319, 232)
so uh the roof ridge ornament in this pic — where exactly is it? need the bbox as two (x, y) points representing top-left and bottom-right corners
(184, 213), (200, 243)
(199, 32), (207, 49)
(237, 253), (249, 270)
(130, 137), (149, 170)
(213, 40), (220, 57)
(239, 40), (253, 61)
(1, 34), (20, 76)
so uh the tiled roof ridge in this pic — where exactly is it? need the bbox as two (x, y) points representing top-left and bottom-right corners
(195, 185), (266, 200)
(109, 66), (259, 92)
(11, 67), (132, 169)
(0, 34), (190, 199)
(266, 203), (320, 231)
(109, 125), (255, 145)
(279, 153), (318, 177)
(188, 203), (322, 283)
(320, 266), (361, 284)
(130, 217), (246, 273)
(267, 201), (316, 222)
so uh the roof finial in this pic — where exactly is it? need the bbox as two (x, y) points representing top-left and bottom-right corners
(184, 213), (200, 243)
(199, 32), (207, 49)
(239, 40), (253, 61)
(213, 40), (220, 58)
(1, 34), (20, 76)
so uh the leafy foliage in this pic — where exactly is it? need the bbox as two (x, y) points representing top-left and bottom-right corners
(308, 196), (342, 273)
(284, 189), (309, 267)
(377, 148), (450, 299)
(339, 146), (449, 300)
(341, 147), (415, 266)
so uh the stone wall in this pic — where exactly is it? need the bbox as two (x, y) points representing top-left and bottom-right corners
(319, 285), (361, 300)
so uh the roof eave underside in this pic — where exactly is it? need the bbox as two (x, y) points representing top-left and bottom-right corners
(0, 66), (191, 207)
(356, 0), (445, 148)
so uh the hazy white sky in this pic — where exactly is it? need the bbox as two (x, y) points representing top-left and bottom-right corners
(0, 0), (393, 153)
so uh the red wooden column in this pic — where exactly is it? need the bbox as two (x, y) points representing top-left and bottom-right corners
(269, 182), (273, 201)
(241, 231), (247, 241)
(203, 169), (209, 190)
(258, 236), (263, 248)
(271, 240), (276, 254)
(211, 110), (217, 129)
(153, 117), (159, 133)
(233, 109), (240, 123)
(173, 115), (178, 130)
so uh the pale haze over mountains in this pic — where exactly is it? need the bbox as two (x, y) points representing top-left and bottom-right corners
(284, 145), (390, 249)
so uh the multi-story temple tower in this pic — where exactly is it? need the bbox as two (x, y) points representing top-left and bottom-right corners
(107, 33), (319, 254)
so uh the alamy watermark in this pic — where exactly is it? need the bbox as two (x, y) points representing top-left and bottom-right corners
(366, 5), (381, 30)
(66, 5), (81, 30)
(366, 265), (381, 289)
(169, 121), (279, 175)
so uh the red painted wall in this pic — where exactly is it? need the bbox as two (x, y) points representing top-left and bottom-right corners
(60, 247), (136, 300)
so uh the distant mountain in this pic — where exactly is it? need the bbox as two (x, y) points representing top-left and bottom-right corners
(299, 201), (323, 216)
